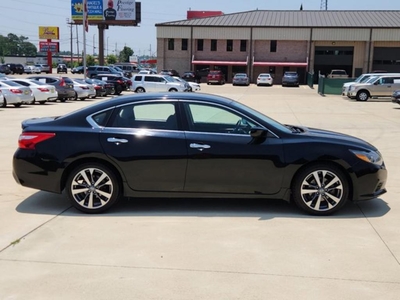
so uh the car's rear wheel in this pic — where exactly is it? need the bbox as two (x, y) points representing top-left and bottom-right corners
(14, 103), (22, 108)
(2, 99), (7, 108)
(292, 164), (349, 215)
(39, 101), (46, 104)
(135, 87), (145, 93)
(356, 90), (369, 101)
(114, 85), (123, 95)
(66, 163), (120, 214)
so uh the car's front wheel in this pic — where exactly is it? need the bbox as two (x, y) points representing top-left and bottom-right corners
(356, 90), (369, 101)
(135, 87), (145, 93)
(292, 164), (349, 215)
(66, 163), (121, 214)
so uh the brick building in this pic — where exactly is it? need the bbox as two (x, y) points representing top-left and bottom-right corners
(156, 10), (400, 84)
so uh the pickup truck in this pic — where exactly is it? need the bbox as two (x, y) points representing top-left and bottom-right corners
(327, 69), (349, 78)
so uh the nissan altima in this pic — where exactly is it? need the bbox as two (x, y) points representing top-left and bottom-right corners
(13, 93), (387, 215)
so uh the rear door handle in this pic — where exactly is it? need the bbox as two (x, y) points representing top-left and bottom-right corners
(190, 143), (211, 151)
(107, 137), (128, 144)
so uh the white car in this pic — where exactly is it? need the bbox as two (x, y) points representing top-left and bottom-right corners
(132, 74), (187, 93)
(342, 72), (400, 96)
(10, 78), (58, 104)
(71, 79), (96, 100)
(0, 80), (33, 107)
(24, 65), (41, 74)
(257, 73), (274, 86)
(173, 76), (201, 92)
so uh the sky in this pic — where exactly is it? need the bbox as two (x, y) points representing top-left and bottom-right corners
(0, 0), (399, 57)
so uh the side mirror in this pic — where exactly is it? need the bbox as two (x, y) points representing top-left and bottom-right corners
(250, 127), (268, 139)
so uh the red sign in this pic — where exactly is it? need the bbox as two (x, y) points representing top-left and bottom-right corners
(39, 41), (59, 53)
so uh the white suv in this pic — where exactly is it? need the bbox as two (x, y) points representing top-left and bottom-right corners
(132, 74), (188, 93)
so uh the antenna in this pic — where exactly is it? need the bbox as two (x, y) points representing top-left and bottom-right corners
(320, 0), (328, 10)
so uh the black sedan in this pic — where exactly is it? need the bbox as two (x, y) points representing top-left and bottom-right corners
(13, 93), (387, 215)
(93, 74), (131, 95)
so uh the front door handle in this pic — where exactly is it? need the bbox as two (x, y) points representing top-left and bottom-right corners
(190, 143), (211, 151)
(107, 137), (128, 144)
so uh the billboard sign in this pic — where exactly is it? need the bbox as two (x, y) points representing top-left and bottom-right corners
(71, 0), (136, 22)
(38, 27), (60, 40)
(39, 41), (59, 53)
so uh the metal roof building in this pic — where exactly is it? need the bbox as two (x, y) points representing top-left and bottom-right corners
(156, 10), (400, 83)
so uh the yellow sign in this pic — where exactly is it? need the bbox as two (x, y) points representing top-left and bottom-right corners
(38, 27), (59, 40)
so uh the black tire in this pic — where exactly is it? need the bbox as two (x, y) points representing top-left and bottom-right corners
(39, 101), (46, 105)
(292, 163), (349, 215)
(356, 90), (369, 101)
(135, 87), (145, 93)
(14, 103), (22, 108)
(60, 98), (67, 103)
(169, 88), (178, 92)
(66, 163), (121, 214)
(2, 99), (7, 108)
(79, 97), (86, 101)
(114, 85), (123, 95)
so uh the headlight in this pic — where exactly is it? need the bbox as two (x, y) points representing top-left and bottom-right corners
(349, 85), (356, 91)
(350, 149), (383, 165)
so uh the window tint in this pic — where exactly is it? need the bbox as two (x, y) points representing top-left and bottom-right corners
(185, 103), (256, 135)
(111, 103), (177, 130)
(134, 75), (142, 81)
(144, 76), (155, 82)
(92, 110), (113, 127)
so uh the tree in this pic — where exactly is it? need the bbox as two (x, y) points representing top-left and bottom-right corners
(0, 33), (37, 56)
(106, 54), (117, 65)
(86, 54), (96, 66)
(118, 46), (134, 63)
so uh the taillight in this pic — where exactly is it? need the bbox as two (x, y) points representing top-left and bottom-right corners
(80, 86), (89, 89)
(94, 86), (101, 90)
(117, 80), (123, 84)
(59, 78), (66, 87)
(37, 88), (50, 92)
(18, 132), (55, 149)
(10, 89), (23, 94)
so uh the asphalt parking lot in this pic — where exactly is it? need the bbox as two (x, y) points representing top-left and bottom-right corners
(1, 78), (399, 299)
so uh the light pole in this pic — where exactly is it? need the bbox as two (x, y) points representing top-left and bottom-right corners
(107, 36), (109, 56)
(93, 34), (96, 56)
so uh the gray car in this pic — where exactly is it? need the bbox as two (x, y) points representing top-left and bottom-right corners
(232, 73), (250, 86)
(282, 72), (299, 87)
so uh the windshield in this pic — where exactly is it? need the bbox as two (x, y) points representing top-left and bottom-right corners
(366, 76), (379, 83)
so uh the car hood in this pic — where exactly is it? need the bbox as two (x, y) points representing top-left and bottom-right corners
(301, 126), (377, 151)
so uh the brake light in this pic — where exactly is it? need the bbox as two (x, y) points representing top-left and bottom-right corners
(80, 86), (89, 89)
(59, 78), (66, 87)
(18, 132), (55, 149)
(10, 89), (23, 94)
(117, 80), (123, 84)
(37, 87), (50, 92)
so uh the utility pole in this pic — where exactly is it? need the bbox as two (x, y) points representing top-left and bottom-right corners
(93, 34), (96, 55)
(320, 0), (328, 10)
(76, 24), (80, 63)
(67, 18), (73, 68)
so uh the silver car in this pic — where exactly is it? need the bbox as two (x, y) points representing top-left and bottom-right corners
(71, 79), (96, 100)
(0, 80), (33, 107)
(10, 78), (58, 104)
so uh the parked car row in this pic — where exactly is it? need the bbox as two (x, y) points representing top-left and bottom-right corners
(0, 73), (132, 108)
(342, 73), (400, 101)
